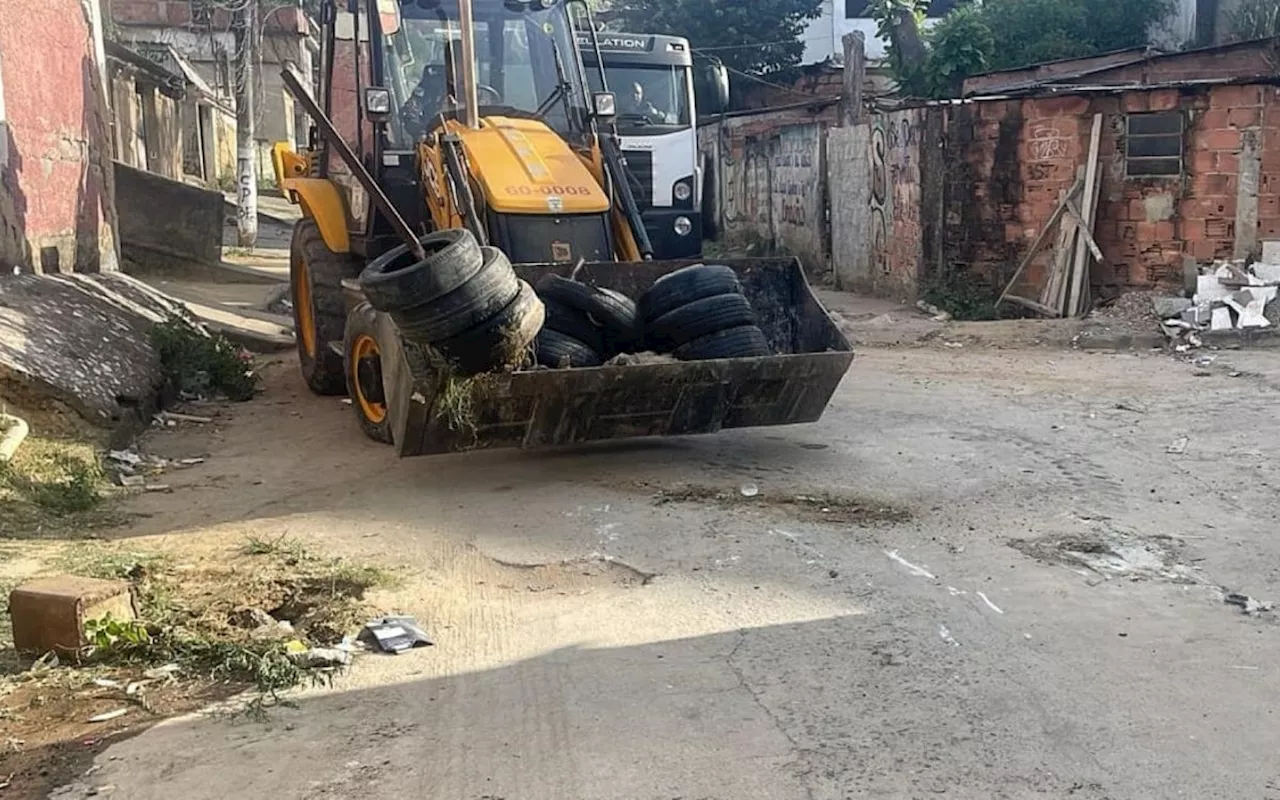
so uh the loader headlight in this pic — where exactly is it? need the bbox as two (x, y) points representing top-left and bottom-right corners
(674, 216), (692, 236)
(364, 87), (391, 117)
(592, 91), (617, 120)
(673, 180), (692, 202)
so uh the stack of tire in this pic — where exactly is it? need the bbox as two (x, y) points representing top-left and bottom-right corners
(532, 274), (640, 368)
(358, 230), (544, 375)
(639, 264), (772, 361)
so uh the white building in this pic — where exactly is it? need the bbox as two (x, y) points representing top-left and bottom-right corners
(799, 0), (1248, 67)
(799, 0), (962, 65)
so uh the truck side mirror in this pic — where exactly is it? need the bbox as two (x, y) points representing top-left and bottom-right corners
(698, 62), (730, 114)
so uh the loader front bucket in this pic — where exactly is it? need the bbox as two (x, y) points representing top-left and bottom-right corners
(379, 258), (853, 456)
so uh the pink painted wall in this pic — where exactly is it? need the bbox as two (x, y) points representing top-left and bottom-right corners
(0, 0), (117, 272)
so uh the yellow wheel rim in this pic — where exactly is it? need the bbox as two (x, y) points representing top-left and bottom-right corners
(293, 253), (317, 358)
(351, 334), (387, 424)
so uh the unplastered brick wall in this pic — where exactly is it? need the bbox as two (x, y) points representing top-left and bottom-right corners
(944, 84), (1280, 296)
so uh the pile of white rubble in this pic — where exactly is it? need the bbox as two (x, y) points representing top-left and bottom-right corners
(1159, 253), (1280, 346)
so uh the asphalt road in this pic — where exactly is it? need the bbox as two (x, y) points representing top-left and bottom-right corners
(53, 344), (1280, 800)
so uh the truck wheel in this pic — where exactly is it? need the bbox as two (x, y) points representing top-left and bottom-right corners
(542, 298), (606, 354)
(435, 280), (545, 375)
(534, 328), (604, 369)
(343, 303), (392, 444)
(359, 229), (484, 313)
(535, 275), (638, 355)
(639, 264), (741, 323)
(674, 325), (771, 361)
(646, 292), (758, 352)
(291, 219), (356, 396)
(394, 246), (520, 343)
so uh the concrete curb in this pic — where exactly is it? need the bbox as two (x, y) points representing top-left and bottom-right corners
(0, 413), (29, 461)
(205, 321), (296, 354)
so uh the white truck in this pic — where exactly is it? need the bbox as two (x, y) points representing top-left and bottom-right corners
(578, 32), (728, 259)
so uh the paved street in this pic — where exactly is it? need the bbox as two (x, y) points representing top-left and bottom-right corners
(52, 344), (1280, 800)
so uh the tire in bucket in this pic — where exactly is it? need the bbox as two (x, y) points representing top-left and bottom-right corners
(645, 292), (758, 352)
(674, 325), (772, 361)
(291, 219), (358, 396)
(343, 302), (393, 444)
(541, 298), (606, 354)
(393, 246), (520, 344)
(535, 274), (638, 356)
(358, 229), (484, 313)
(534, 328), (603, 369)
(433, 280), (545, 375)
(638, 264), (741, 323)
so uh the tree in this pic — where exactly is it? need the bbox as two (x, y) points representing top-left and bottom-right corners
(873, 0), (1174, 99)
(1225, 0), (1280, 42)
(602, 0), (826, 75)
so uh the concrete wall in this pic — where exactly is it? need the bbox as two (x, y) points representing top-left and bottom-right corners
(699, 106), (835, 275)
(0, 0), (118, 273)
(114, 161), (223, 272)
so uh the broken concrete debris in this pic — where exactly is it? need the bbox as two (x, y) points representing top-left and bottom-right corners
(1159, 256), (1280, 346)
(1222, 591), (1273, 615)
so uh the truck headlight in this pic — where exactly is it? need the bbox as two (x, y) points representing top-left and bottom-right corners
(674, 216), (692, 236)
(673, 181), (692, 202)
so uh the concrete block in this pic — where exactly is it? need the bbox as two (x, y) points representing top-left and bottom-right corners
(1153, 296), (1193, 319)
(1261, 240), (1280, 265)
(1212, 307), (1234, 330)
(9, 576), (137, 655)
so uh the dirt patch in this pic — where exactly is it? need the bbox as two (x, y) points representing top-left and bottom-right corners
(635, 482), (908, 525)
(1009, 524), (1197, 584)
(0, 536), (394, 798)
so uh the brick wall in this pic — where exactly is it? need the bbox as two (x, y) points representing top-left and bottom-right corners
(942, 84), (1280, 298)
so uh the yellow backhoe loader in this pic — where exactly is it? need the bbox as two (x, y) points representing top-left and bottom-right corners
(272, 0), (853, 456)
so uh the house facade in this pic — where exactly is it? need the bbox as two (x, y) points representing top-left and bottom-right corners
(0, 0), (118, 273)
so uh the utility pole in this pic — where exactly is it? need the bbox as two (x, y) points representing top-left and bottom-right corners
(232, 0), (259, 247)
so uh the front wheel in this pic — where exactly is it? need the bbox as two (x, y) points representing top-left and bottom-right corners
(291, 219), (356, 395)
(343, 303), (393, 445)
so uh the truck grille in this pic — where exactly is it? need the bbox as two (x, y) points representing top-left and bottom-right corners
(619, 149), (654, 208)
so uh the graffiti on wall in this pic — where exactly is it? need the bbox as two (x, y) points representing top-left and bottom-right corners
(869, 123), (888, 275)
(1028, 125), (1070, 161)
(868, 110), (922, 284)
(772, 126), (818, 230)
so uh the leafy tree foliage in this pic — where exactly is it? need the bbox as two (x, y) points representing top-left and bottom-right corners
(872, 0), (1175, 99)
(603, 0), (826, 75)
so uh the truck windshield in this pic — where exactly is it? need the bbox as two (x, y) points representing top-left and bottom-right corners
(587, 64), (690, 133)
(380, 0), (589, 146)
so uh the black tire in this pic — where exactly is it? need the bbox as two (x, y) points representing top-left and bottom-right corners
(674, 325), (771, 361)
(435, 280), (545, 375)
(358, 229), (484, 313)
(394, 247), (520, 344)
(342, 302), (392, 444)
(646, 292), (758, 352)
(291, 219), (358, 396)
(535, 274), (638, 354)
(534, 328), (603, 369)
(542, 298), (606, 354)
(639, 264), (741, 323)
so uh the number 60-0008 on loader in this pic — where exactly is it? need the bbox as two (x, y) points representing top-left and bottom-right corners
(271, 0), (853, 456)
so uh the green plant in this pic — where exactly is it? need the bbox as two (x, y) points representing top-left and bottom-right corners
(872, 0), (1174, 99)
(1226, 0), (1280, 41)
(921, 274), (1000, 321)
(604, 0), (825, 76)
(84, 613), (152, 657)
(0, 452), (102, 515)
(150, 316), (258, 402)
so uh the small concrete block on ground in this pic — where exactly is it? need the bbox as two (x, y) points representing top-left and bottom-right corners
(9, 576), (137, 655)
